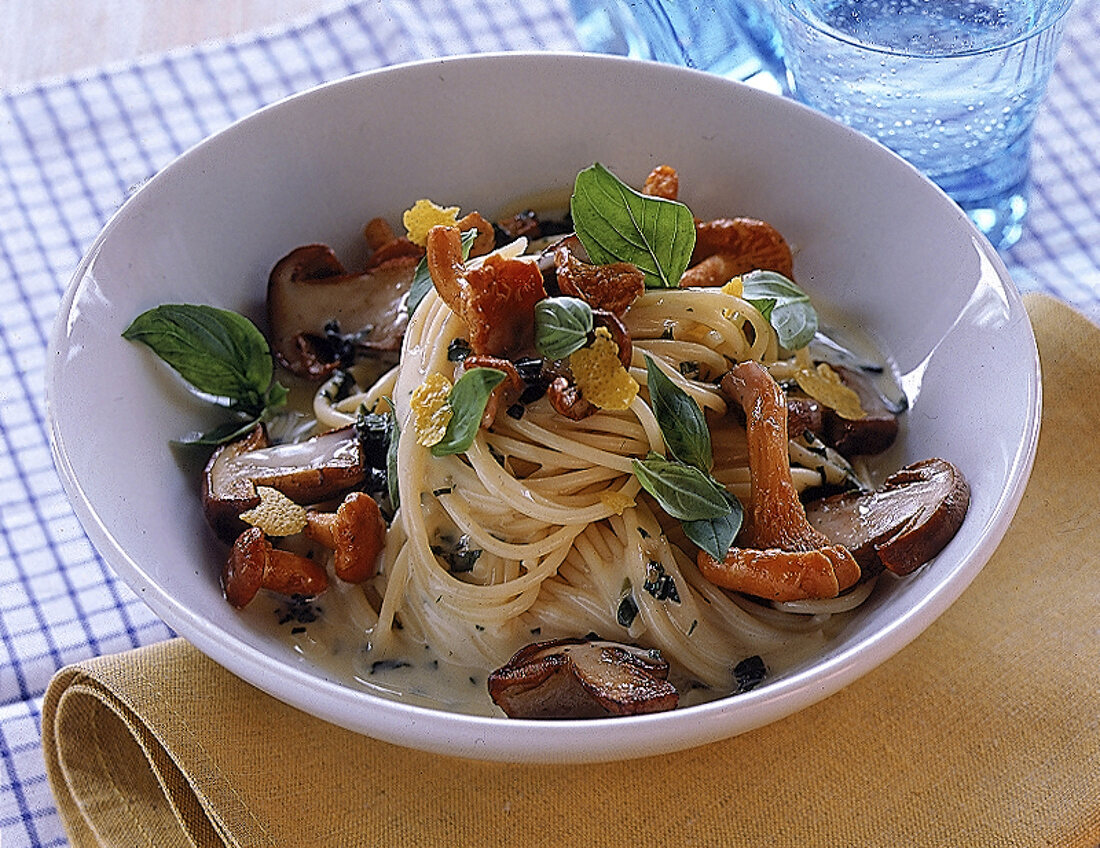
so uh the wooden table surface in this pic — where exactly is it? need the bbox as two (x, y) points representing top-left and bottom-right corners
(0, 0), (339, 88)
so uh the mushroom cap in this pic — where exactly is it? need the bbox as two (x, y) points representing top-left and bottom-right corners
(222, 526), (267, 608)
(806, 457), (970, 576)
(202, 425), (270, 543)
(267, 244), (417, 378)
(554, 238), (644, 316)
(203, 424), (365, 543)
(221, 526), (329, 609)
(488, 637), (679, 719)
(311, 492), (385, 583)
(689, 216), (794, 280)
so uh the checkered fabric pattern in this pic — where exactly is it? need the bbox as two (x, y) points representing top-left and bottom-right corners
(1, 1), (1097, 845)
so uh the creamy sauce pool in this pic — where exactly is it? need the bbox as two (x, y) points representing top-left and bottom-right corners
(242, 572), (857, 717)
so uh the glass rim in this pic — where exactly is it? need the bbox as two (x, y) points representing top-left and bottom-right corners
(781, 0), (1076, 59)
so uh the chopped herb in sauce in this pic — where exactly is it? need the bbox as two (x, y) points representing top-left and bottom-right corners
(430, 533), (482, 573)
(276, 594), (322, 625)
(617, 593), (639, 628)
(678, 361), (701, 380)
(447, 338), (472, 362)
(322, 320), (373, 369)
(643, 561), (681, 603)
(733, 655), (768, 694)
(322, 369), (356, 403)
(370, 659), (411, 674)
(355, 403), (394, 477)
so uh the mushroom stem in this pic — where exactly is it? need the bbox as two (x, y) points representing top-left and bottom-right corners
(222, 527), (328, 609)
(697, 360), (860, 601)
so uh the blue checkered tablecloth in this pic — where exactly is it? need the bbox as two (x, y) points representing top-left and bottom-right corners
(1, 1), (1098, 845)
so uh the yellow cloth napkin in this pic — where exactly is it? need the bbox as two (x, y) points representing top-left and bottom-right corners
(42, 293), (1100, 848)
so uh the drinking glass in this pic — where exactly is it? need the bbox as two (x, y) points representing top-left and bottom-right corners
(775, 0), (1075, 250)
(569, 0), (787, 92)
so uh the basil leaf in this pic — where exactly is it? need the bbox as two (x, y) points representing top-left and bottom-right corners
(682, 491), (743, 561)
(631, 454), (730, 520)
(122, 304), (275, 414)
(534, 297), (594, 360)
(741, 270), (819, 351)
(431, 367), (507, 456)
(407, 228), (479, 317)
(571, 163), (696, 289)
(385, 400), (401, 510)
(644, 353), (712, 472)
(174, 415), (265, 448)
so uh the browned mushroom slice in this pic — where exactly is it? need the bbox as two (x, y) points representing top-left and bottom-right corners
(554, 238), (645, 316)
(689, 217), (794, 281)
(806, 457), (970, 576)
(698, 360), (860, 601)
(822, 365), (899, 457)
(222, 526), (329, 608)
(425, 225), (548, 358)
(488, 638), (679, 719)
(267, 244), (418, 378)
(203, 425), (365, 543)
(787, 395), (824, 441)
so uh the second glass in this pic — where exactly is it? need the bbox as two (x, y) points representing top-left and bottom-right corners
(776, 0), (1074, 250)
(570, 0), (787, 91)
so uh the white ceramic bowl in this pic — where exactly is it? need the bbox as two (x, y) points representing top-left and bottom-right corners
(48, 53), (1040, 763)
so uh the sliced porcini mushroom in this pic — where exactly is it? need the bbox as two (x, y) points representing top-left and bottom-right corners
(425, 225), (548, 358)
(222, 526), (329, 608)
(554, 238), (645, 316)
(822, 365), (899, 457)
(304, 491), (386, 583)
(698, 361), (860, 602)
(267, 243), (418, 378)
(203, 425), (365, 543)
(487, 637), (679, 719)
(688, 217), (794, 281)
(786, 395), (824, 441)
(806, 457), (970, 576)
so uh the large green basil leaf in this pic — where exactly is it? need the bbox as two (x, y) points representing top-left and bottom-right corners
(682, 491), (743, 561)
(571, 163), (696, 289)
(122, 303), (280, 416)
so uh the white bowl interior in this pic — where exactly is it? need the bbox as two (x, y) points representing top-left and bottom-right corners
(48, 53), (1039, 763)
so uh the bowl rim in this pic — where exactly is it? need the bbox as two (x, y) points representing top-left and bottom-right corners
(46, 50), (1042, 763)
